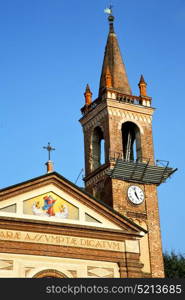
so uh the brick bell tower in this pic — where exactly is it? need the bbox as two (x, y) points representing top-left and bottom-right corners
(79, 11), (177, 277)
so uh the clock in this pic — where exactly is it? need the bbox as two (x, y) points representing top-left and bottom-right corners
(127, 185), (144, 205)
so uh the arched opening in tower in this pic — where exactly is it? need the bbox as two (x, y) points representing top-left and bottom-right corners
(92, 126), (105, 170)
(122, 122), (142, 162)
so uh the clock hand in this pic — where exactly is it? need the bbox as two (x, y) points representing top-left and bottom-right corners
(134, 191), (139, 199)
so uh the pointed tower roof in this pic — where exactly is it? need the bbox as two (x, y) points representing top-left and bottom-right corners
(139, 74), (147, 84)
(99, 13), (132, 97)
(85, 84), (91, 93)
(84, 83), (92, 106)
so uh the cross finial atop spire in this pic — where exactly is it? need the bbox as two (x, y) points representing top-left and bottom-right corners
(43, 142), (55, 173)
(43, 142), (55, 161)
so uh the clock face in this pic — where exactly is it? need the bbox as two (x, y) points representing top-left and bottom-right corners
(127, 185), (144, 205)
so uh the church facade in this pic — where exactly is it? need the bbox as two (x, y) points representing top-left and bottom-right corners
(0, 12), (176, 278)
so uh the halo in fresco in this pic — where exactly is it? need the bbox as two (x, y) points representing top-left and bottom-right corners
(23, 192), (79, 220)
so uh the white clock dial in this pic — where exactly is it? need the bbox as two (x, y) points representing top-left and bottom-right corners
(127, 185), (144, 205)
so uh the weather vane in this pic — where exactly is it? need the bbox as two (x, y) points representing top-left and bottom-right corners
(43, 142), (55, 161)
(104, 3), (115, 33)
(104, 4), (113, 15)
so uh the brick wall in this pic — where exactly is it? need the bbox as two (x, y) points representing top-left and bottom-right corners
(80, 96), (164, 277)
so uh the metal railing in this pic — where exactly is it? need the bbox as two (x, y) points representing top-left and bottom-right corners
(108, 151), (150, 165)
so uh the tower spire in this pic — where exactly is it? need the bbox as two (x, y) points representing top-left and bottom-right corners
(99, 8), (132, 97)
(84, 84), (92, 106)
(138, 74), (147, 96)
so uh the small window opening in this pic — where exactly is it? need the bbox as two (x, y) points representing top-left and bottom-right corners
(122, 122), (142, 162)
(92, 127), (105, 170)
(100, 139), (105, 165)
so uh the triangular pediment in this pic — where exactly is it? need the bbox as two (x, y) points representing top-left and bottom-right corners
(0, 172), (146, 234)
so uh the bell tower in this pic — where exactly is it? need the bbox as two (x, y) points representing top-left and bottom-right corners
(79, 11), (177, 278)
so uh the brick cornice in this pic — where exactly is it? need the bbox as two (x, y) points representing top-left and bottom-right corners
(0, 216), (140, 241)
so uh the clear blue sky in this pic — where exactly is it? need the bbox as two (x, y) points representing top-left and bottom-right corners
(0, 0), (184, 254)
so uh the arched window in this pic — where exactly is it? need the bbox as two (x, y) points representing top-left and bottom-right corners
(92, 126), (105, 170)
(122, 122), (142, 161)
(100, 139), (105, 165)
(33, 269), (67, 278)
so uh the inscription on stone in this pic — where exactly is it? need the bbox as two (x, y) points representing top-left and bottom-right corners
(0, 229), (125, 252)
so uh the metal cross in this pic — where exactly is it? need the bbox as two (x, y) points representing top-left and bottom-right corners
(43, 142), (55, 161)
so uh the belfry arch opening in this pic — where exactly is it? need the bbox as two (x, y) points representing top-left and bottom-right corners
(122, 122), (142, 161)
(92, 126), (105, 170)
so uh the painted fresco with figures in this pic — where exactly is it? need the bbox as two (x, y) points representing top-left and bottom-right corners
(23, 192), (79, 220)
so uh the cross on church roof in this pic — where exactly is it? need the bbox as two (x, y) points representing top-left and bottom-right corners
(43, 142), (55, 161)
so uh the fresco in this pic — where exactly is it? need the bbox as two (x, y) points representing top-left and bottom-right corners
(23, 192), (79, 220)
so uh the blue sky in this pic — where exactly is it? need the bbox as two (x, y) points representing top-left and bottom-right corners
(0, 0), (184, 254)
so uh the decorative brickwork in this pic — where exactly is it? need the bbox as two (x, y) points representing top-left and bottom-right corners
(80, 97), (165, 277)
